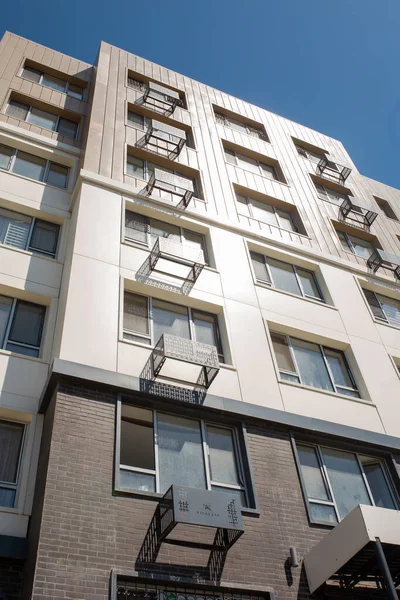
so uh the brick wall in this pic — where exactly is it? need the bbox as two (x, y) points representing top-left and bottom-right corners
(0, 559), (24, 599)
(24, 381), (383, 600)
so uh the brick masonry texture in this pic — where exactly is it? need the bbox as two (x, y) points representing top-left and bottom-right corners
(24, 380), (399, 600)
(0, 559), (24, 599)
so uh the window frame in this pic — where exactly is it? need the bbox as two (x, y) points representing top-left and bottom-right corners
(270, 332), (360, 398)
(0, 418), (26, 508)
(6, 100), (79, 140)
(0, 143), (69, 189)
(126, 154), (198, 196)
(224, 148), (280, 181)
(236, 193), (299, 233)
(363, 289), (400, 328)
(21, 66), (85, 100)
(124, 209), (209, 264)
(122, 292), (224, 362)
(315, 183), (350, 206)
(0, 296), (46, 357)
(337, 230), (375, 259)
(115, 401), (251, 507)
(0, 206), (60, 258)
(215, 112), (269, 142)
(291, 437), (400, 525)
(250, 252), (324, 302)
(296, 146), (331, 166)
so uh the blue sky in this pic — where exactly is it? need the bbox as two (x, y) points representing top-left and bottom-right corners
(2, 0), (400, 188)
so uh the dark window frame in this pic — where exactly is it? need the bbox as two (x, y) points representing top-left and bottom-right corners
(114, 398), (258, 511)
(0, 206), (60, 258)
(250, 251), (324, 302)
(224, 147), (281, 182)
(291, 434), (400, 526)
(20, 65), (85, 100)
(126, 154), (199, 197)
(123, 291), (224, 361)
(0, 143), (69, 189)
(363, 288), (400, 329)
(337, 230), (376, 260)
(6, 99), (80, 140)
(127, 109), (195, 149)
(215, 111), (269, 142)
(0, 296), (46, 357)
(236, 192), (299, 233)
(0, 419), (26, 508)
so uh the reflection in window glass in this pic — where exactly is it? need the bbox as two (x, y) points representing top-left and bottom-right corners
(207, 426), (240, 485)
(291, 339), (333, 392)
(152, 299), (190, 342)
(13, 152), (46, 181)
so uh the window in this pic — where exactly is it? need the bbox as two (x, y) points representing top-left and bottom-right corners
(0, 143), (69, 188)
(270, 332), (359, 398)
(215, 112), (269, 142)
(225, 148), (279, 181)
(374, 197), (398, 221)
(337, 231), (375, 260)
(118, 404), (248, 504)
(363, 289), (400, 328)
(0, 296), (45, 357)
(6, 100), (79, 139)
(296, 146), (330, 166)
(251, 252), (323, 301)
(127, 75), (187, 110)
(123, 292), (223, 361)
(315, 183), (349, 206)
(126, 155), (198, 195)
(236, 193), (299, 232)
(0, 207), (59, 258)
(21, 66), (84, 100)
(125, 210), (208, 263)
(0, 420), (25, 508)
(295, 441), (398, 524)
(127, 110), (195, 148)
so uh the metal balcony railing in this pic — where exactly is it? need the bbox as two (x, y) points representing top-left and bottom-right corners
(143, 81), (182, 115)
(142, 119), (186, 159)
(146, 168), (194, 207)
(317, 157), (352, 186)
(151, 334), (220, 389)
(340, 197), (378, 229)
(149, 237), (205, 285)
(367, 249), (400, 280)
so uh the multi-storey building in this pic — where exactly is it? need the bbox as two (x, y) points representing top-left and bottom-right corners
(0, 30), (400, 600)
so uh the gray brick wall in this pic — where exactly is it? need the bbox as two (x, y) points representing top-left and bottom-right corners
(24, 381), (395, 600)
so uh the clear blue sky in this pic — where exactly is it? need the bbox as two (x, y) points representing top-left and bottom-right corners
(2, 0), (400, 188)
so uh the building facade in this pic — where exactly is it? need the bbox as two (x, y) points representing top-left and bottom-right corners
(0, 30), (400, 600)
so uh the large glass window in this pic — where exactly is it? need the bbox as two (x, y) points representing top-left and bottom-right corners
(118, 405), (248, 504)
(270, 332), (359, 397)
(236, 194), (299, 232)
(0, 207), (59, 257)
(0, 295), (45, 357)
(296, 145), (327, 165)
(125, 210), (207, 263)
(251, 252), (323, 301)
(225, 148), (279, 181)
(296, 442), (398, 524)
(215, 111), (269, 141)
(0, 420), (25, 508)
(315, 183), (349, 206)
(363, 289), (400, 328)
(123, 292), (223, 361)
(0, 143), (68, 188)
(126, 155), (197, 195)
(6, 99), (79, 139)
(21, 66), (84, 100)
(337, 231), (375, 260)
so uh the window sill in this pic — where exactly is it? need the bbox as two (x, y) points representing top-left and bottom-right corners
(0, 167), (70, 193)
(278, 378), (373, 405)
(372, 317), (400, 332)
(119, 336), (233, 369)
(0, 348), (46, 364)
(113, 486), (255, 515)
(254, 282), (337, 310)
(0, 242), (60, 263)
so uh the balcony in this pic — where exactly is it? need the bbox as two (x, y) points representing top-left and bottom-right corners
(150, 237), (204, 283)
(137, 485), (243, 581)
(140, 119), (186, 159)
(316, 156), (352, 186)
(340, 197), (378, 229)
(304, 505), (400, 599)
(367, 249), (400, 280)
(146, 168), (194, 207)
(150, 334), (219, 389)
(143, 81), (182, 116)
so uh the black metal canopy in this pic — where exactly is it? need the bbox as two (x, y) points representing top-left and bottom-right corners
(367, 249), (400, 280)
(340, 197), (378, 228)
(317, 156), (352, 186)
(143, 119), (187, 160)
